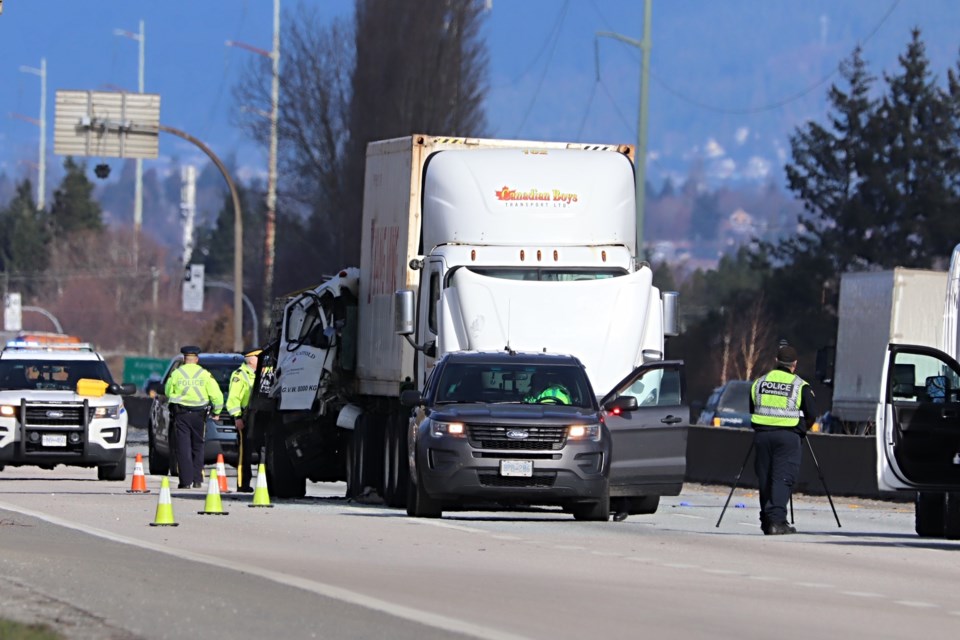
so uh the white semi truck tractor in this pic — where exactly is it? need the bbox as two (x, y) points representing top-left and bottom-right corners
(252, 134), (685, 506)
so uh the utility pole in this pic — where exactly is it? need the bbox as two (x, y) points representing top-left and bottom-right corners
(227, 0), (280, 335)
(596, 0), (652, 262)
(114, 20), (145, 267)
(18, 58), (46, 210)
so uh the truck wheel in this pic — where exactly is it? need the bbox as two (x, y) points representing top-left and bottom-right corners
(915, 491), (946, 537)
(347, 415), (382, 499)
(147, 423), (169, 475)
(406, 473), (442, 518)
(267, 426), (306, 499)
(382, 413), (409, 509)
(944, 492), (960, 540)
(572, 492), (610, 521)
(97, 460), (126, 481)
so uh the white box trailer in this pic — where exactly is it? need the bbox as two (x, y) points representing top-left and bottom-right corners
(832, 268), (947, 424)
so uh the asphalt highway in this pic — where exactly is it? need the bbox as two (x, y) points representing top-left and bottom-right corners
(0, 436), (956, 640)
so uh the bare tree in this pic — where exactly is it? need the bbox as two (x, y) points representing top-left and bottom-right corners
(234, 0), (490, 281)
(717, 294), (776, 382)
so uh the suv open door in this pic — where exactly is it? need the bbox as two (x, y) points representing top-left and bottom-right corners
(878, 343), (960, 537)
(600, 360), (688, 515)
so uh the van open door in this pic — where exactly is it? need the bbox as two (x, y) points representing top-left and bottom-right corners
(878, 343), (960, 537)
(600, 360), (688, 515)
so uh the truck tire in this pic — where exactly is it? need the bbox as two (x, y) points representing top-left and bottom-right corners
(97, 460), (126, 482)
(915, 491), (946, 537)
(267, 425), (306, 499)
(944, 492), (960, 540)
(346, 415), (382, 499)
(572, 492), (610, 521)
(406, 474), (442, 518)
(147, 423), (169, 476)
(381, 413), (409, 508)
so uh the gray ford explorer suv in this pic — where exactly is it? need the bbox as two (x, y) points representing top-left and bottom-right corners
(403, 350), (621, 520)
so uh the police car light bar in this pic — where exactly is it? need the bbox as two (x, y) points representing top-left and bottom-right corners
(3, 340), (95, 352)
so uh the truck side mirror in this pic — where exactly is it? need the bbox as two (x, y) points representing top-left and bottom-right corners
(662, 291), (679, 337)
(395, 290), (415, 335)
(815, 345), (835, 386)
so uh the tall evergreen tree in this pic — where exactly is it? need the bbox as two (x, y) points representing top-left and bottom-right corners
(49, 157), (104, 236)
(873, 29), (959, 264)
(0, 179), (49, 281)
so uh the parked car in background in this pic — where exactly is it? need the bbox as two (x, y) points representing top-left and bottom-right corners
(697, 380), (753, 428)
(147, 352), (243, 475)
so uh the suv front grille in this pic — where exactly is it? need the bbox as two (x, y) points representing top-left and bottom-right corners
(23, 403), (87, 428)
(467, 424), (567, 450)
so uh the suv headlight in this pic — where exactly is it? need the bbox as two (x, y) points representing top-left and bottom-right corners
(430, 420), (465, 438)
(0, 405), (16, 417)
(568, 423), (601, 442)
(93, 404), (121, 419)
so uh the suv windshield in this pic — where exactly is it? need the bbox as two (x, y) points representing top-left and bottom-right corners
(436, 361), (594, 408)
(0, 360), (114, 391)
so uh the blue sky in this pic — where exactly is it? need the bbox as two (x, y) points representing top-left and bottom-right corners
(1, 0), (958, 196)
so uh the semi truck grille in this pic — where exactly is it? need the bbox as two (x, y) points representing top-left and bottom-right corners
(467, 424), (567, 450)
(477, 471), (557, 488)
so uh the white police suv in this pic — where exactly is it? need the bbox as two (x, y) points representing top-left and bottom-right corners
(0, 341), (136, 480)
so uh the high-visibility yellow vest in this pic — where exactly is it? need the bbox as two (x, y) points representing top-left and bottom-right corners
(751, 369), (805, 427)
(226, 362), (254, 417)
(164, 363), (224, 411)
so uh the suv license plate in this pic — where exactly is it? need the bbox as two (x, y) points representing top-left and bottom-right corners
(500, 460), (533, 477)
(42, 434), (67, 447)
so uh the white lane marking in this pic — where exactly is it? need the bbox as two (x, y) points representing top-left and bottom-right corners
(492, 535), (521, 541)
(738, 522), (761, 528)
(703, 569), (740, 576)
(407, 518), (484, 534)
(626, 557), (653, 563)
(842, 591), (883, 598)
(0, 501), (531, 640)
(552, 544), (586, 551)
(671, 514), (703, 519)
(590, 551), (621, 557)
(662, 563), (698, 570)
(895, 601), (938, 609)
(749, 576), (784, 582)
(796, 582), (834, 589)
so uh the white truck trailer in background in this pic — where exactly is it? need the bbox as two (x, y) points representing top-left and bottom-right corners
(827, 268), (947, 434)
(253, 134), (686, 504)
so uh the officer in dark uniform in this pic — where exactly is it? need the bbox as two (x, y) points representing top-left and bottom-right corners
(164, 346), (224, 489)
(749, 344), (817, 535)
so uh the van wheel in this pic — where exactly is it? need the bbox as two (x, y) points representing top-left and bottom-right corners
(572, 492), (610, 521)
(944, 492), (960, 539)
(916, 491), (946, 538)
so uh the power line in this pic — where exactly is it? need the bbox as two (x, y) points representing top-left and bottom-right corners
(590, 0), (900, 116)
(493, 0), (569, 89)
(513, 0), (569, 135)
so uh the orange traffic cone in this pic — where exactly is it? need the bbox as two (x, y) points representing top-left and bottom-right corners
(149, 477), (179, 526)
(126, 453), (150, 494)
(198, 469), (229, 515)
(216, 453), (229, 494)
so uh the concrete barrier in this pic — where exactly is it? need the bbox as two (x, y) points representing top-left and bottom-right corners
(686, 425), (887, 499)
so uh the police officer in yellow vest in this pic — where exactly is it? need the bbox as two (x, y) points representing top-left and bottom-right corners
(227, 348), (259, 493)
(165, 346), (224, 489)
(749, 344), (817, 535)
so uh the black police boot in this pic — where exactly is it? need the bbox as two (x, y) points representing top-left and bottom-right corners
(765, 522), (797, 535)
(237, 485), (254, 493)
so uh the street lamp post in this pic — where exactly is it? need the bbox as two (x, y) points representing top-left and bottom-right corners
(226, 0), (280, 330)
(18, 58), (46, 210)
(114, 20), (145, 265)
